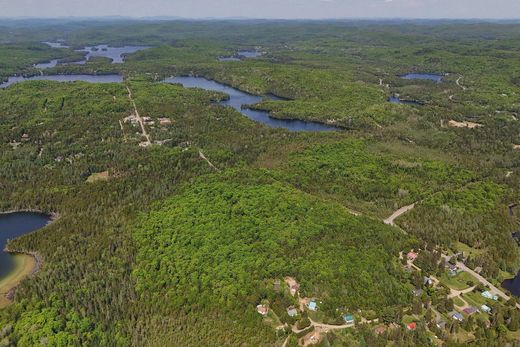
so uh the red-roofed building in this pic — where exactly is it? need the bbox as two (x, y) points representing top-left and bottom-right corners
(407, 252), (418, 261)
(407, 322), (417, 331)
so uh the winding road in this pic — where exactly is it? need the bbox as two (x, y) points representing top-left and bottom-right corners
(384, 203), (416, 226)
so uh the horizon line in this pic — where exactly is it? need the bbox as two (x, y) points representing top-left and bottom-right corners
(1, 16), (520, 21)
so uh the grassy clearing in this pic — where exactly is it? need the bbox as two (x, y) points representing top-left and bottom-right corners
(440, 271), (478, 291)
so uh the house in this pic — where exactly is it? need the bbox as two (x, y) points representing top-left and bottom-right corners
(308, 300), (318, 311)
(451, 312), (464, 322)
(290, 284), (300, 296)
(463, 307), (478, 316)
(21, 133), (30, 141)
(407, 251), (418, 261)
(256, 304), (268, 316)
(448, 264), (459, 272)
(343, 314), (355, 325)
(407, 322), (417, 331)
(474, 266), (483, 274)
(424, 277), (434, 286)
(412, 288), (423, 297)
(287, 306), (298, 317)
(481, 304), (492, 314)
(482, 291), (498, 301)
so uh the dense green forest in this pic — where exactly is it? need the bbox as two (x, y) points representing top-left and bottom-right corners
(0, 19), (519, 346)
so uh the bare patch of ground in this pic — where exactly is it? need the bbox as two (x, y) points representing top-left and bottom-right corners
(86, 171), (110, 183)
(448, 120), (483, 129)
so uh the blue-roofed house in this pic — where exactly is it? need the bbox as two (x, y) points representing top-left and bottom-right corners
(451, 312), (464, 322)
(343, 314), (355, 325)
(308, 300), (317, 311)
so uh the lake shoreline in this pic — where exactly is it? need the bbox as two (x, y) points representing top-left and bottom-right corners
(0, 210), (57, 307)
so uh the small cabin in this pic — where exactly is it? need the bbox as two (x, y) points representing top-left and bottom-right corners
(343, 314), (355, 325)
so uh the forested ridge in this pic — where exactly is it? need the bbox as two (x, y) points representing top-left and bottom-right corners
(0, 19), (518, 346)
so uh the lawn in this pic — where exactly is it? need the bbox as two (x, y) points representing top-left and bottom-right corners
(462, 291), (496, 308)
(453, 242), (485, 258)
(453, 296), (465, 307)
(440, 271), (478, 291)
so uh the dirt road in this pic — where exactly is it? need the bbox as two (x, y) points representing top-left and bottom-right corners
(126, 86), (151, 146)
(384, 203), (416, 226)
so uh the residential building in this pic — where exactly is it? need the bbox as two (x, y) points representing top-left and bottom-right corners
(481, 291), (498, 301)
(407, 322), (417, 331)
(287, 306), (298, 317)
(256, 304), (269, 316)
(343, 314), (354, 325)
(463, 307), (478, 315)
(451, 312), (464, 322)
(481, 304), (492, 314)
(308, 300), (317, 311)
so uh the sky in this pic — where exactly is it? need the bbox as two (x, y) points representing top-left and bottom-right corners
(0, 0), (519, 19)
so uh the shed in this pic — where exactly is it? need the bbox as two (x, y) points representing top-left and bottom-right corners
(343, 314), (354, 324)
(308, 301), (317, 311)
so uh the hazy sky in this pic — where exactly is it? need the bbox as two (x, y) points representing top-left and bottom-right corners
(0, 0), (519, 19)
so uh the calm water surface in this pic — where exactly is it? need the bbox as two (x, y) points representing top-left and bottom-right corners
(401, 73), (443, 83)
(0, 212), (50, 279)
(164, 76), (338, 132)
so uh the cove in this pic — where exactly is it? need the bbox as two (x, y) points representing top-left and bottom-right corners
(0, 74), (123, 89)
(43, 42), (149, 65)
(389, 96), (423, 106)
(502, 272), (520, 297)
(401, 73), (443, 83)
(73, 45), (149, 64)
(164, 76), (339, 132)
(0, 212), (51, 306)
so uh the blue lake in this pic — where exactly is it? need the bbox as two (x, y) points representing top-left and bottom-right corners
(401, 73), (443, 83)
(0, 212), (51, 279)
(43, 42), (149, 65)
(164, 76), (339, 132)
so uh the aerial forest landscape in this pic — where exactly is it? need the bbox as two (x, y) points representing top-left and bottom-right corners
(0, 1), (520, 346)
